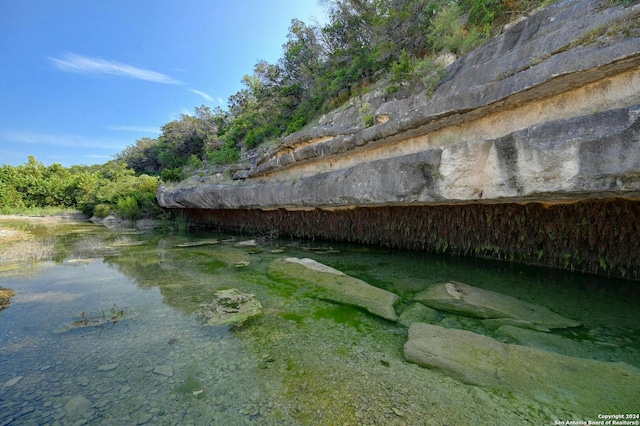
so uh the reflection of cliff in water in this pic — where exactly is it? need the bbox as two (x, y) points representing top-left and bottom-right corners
(104, 234), (257, 316)
(2, 218), (639, 424)
(104, 232), (640, 336)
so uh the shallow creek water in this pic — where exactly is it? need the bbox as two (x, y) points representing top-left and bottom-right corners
(0, 218), (639, 425)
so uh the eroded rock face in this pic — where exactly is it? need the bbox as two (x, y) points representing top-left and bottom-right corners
(267, 257), (399, 321)
(158, 102), (640, 210)
(158, 0), (640, 211)
(156, 0), (640, 278)
(404, 323), (640, 417)
(413, 281), (580, 329)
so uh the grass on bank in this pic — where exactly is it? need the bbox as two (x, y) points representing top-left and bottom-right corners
(0, 206), (84, 217)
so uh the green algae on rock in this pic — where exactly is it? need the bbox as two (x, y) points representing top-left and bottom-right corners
(397, 302), (440, 328)
(207, 247), (252, 268)
(197, 289), (262, 326)
(413, 281), (580, 329)
(495, 325), (603, 360)
(404, 322), (640, 418)
(267, 257), (399, 321)
(0, 287), (15, 311)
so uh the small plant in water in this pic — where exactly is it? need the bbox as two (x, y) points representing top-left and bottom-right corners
(73, 236), (117, 258)
(0, 238), (55, 264)
(55, 303), (137, 333)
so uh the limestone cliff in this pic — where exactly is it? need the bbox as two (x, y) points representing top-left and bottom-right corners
(159, 0), (640, 280)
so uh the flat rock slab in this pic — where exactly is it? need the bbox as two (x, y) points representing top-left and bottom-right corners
(153, 365), (174, 377)
(496, 325), (600, 360)
(404, 323), (640, 417)
(398, 302), (440, 328)
(235, 239), (258, 247)
(3, 375), (23, 388)
(97, 363), (119, 372)
(64, 395), (94, 422)
(268, 257), (398, 321)
(481, 318), (551, 332)
(176, 239), (220, 247)
(413, 281), (580, 329)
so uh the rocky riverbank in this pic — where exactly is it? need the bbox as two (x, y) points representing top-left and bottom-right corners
(260, 255), (640, 418)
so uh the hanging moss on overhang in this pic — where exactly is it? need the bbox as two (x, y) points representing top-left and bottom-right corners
(172, 198), (640, 281)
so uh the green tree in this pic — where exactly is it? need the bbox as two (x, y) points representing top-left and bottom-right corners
(116, 137), (162, 176)
(462, 0), (505, 27)
(117, 106), (224, 179)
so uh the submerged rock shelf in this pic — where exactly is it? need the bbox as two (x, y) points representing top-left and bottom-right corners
(158, 0), (640, 280)
(1, 219), (638, 424)
(404, 322), (640, 417)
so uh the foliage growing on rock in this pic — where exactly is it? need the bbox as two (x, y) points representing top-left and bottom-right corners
(115, 0), (561, 180)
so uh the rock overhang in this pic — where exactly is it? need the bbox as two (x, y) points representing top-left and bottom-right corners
(156, 0), (640, 280)
(159, 0), (640, 211)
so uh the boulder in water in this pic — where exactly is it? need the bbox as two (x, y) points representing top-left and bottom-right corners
(404, 322), (640, 417)
(198, 289), (262, 326)
(64, 395), (94, 422)
(268, 257), (399, 321)
(398, 302), (440, 327)
(495, 325), (600, 359)
(413, 281), (579, 329)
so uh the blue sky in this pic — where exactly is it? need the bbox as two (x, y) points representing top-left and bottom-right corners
(0, 1), (326, 167)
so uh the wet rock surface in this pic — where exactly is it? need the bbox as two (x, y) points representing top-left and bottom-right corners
(413, 281), (580, 329)
(404, 322), (640, 417)
(495, 325), (603, 360)
(197, 289), (263, 326)
(397, 302), (440, 328)
(64, 394), (94, 422)
(268, 257), (399, 321)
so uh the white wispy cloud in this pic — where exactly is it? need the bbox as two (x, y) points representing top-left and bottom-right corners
(0, 130), (128, 150)
(106, 125), (161, 134)
(49, 53), (182, 84)
(190, 89), (213, 102)
(217, 97), (224, 104)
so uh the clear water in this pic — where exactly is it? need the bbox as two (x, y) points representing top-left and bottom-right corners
(0, 219), (638, 425)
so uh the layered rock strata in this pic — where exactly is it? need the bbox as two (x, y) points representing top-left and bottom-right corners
(158, 0), (640, 279)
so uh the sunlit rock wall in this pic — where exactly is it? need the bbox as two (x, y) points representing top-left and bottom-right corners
(158, 0), (640, 280)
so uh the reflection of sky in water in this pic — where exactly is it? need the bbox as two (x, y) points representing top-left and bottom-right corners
(0, 220), (639, 425)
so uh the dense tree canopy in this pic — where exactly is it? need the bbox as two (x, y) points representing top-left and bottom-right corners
(0, 156), (161, 219)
